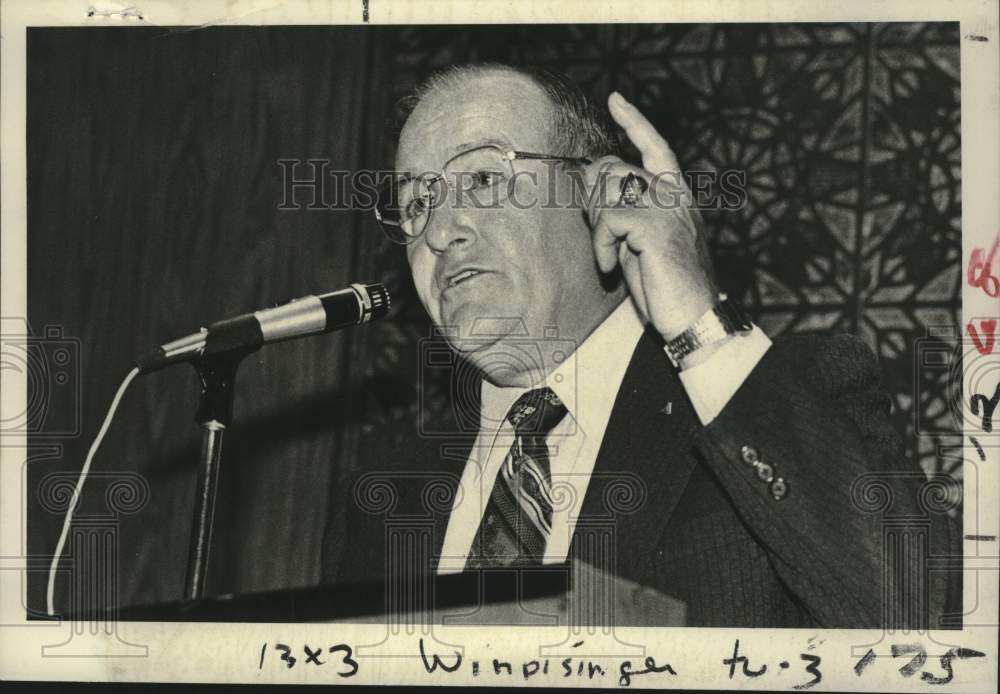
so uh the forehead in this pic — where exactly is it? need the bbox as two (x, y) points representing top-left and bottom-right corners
(395, 71), (554, 173)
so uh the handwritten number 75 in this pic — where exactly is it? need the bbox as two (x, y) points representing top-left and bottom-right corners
(854, 646), (986, 684)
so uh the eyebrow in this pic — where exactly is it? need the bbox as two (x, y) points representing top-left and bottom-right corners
(446, 137), (512, 158)
(398, 137), (514, 176)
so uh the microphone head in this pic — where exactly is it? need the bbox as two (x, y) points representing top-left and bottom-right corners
(362, 282), (391, 320)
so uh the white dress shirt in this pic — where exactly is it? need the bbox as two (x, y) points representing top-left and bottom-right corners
(436, 297), (772, 574)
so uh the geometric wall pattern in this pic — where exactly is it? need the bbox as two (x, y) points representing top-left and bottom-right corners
(357, 23), (961, 488)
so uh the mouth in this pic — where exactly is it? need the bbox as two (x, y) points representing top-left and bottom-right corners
(442, 268), (490, 294)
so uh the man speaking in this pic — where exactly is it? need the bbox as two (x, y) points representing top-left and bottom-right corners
(338, 63), (955, 628)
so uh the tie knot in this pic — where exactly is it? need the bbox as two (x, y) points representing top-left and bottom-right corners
(506, 387), (567, 435)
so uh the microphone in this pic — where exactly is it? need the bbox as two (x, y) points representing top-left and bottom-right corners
(135, 282), (390, 374)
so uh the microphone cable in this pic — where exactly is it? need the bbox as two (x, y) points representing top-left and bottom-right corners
(46, 366), (140, 617)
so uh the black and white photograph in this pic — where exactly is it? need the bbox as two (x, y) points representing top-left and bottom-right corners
(1, 0), (997, 690)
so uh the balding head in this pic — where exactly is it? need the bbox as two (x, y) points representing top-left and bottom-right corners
(396, 62), (619, 162)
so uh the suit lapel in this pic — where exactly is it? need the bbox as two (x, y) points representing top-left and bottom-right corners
(574, 326), (702, 585)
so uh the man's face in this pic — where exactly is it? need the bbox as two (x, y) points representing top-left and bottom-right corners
(396, 72), (611, 380)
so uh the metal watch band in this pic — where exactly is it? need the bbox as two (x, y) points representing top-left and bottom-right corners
(665, 294), (753, 368)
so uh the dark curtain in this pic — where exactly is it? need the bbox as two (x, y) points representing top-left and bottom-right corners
(26, 23), (960, 614)
(26, 26), (394, 612)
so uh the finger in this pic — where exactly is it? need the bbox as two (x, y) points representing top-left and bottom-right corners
(608, 94), (701, 223)
(587, 166), (643, 274)
(603, 166), (664, 220)
(589, 161), (703, 250)
(608, 92), (679, 176)
(590, 175), (665, 280)
(592, 219), (621, 274)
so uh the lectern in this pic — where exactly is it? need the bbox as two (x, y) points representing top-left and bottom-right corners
(81, 561), (685, 626)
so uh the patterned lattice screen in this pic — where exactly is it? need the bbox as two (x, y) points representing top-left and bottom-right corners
(356, 23), (961, 487)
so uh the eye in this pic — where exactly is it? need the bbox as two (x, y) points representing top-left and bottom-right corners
(471, 169), (507, 189)
(402, 193), (432, 221)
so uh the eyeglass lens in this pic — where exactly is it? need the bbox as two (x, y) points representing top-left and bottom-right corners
(376, 146), (514, 243)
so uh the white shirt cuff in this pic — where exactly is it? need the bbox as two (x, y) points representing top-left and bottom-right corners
(672, 325), (772, 425)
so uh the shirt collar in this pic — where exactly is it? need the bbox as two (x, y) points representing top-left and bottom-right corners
(478, 298), (647, 436)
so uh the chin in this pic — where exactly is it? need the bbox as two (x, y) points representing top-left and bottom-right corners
(440, 299), (523, 340)
(445, 322), (554, 390)
(441, 307), (526, 351)
(441, 317), (512, 355)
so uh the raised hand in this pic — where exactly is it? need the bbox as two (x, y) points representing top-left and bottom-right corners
(584, 92), (719, 343)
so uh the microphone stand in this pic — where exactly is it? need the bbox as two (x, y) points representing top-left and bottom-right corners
(183, 346), (255, 602)
(136, 283), (389, 603)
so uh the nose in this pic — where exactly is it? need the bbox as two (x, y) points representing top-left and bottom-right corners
(423, 186), (478, 253)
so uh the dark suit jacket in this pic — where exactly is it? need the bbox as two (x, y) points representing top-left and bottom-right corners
(329, 330), (960, 628)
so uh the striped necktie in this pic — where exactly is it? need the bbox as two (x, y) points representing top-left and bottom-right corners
(466, 387), (569, 568)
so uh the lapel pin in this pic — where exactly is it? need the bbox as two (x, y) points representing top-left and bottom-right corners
(659, 402), (672, 415)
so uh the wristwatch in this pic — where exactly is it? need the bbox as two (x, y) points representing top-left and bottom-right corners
(664, 294), (753, 368)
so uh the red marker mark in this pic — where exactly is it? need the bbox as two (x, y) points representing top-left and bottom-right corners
(967, 234), (999, 297)
(966, 319), (997, 355)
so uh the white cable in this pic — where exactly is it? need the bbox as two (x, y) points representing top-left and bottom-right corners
(46, 366), (140, 617)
